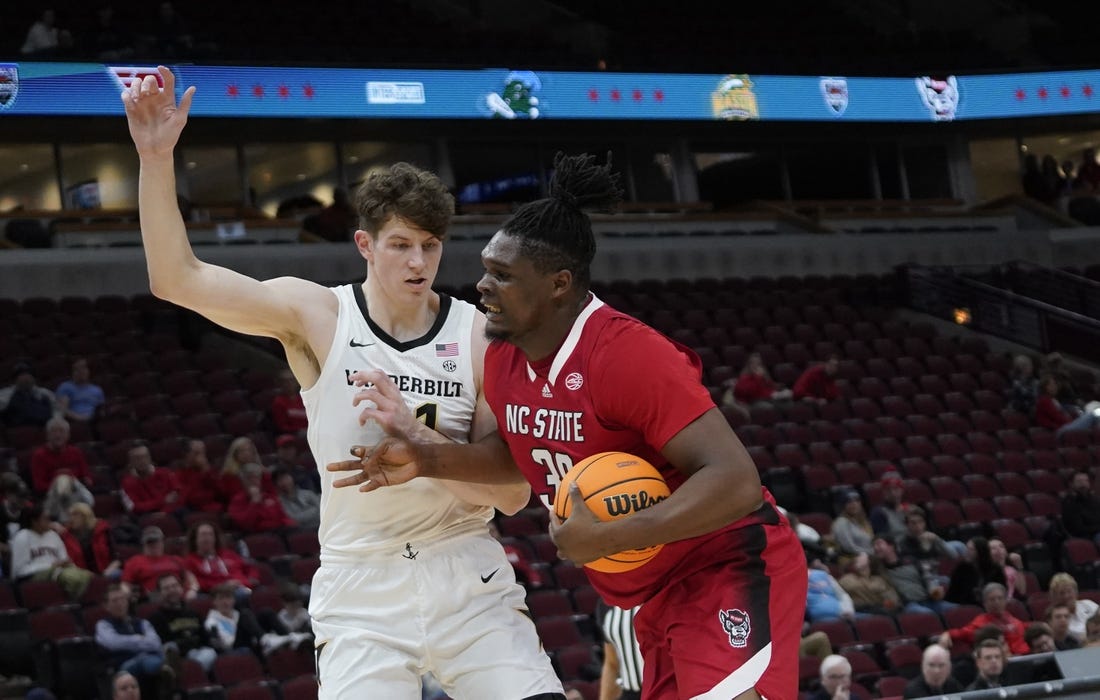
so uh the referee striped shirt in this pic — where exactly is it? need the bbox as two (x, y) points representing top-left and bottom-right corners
(599, 602), (644, 693)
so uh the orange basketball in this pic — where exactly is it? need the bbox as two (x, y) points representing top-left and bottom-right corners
(553, 451), (671, 573)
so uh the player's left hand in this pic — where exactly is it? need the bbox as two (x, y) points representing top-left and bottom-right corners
(348, 369), (421, 435)
(548, 483), (612, 564)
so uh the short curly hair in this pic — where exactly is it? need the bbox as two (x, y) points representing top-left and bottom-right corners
(355, 162), (454, 239)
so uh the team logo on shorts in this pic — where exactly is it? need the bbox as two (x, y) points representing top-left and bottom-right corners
(719, 608), (751, 648)
(565, 372), (583, 390)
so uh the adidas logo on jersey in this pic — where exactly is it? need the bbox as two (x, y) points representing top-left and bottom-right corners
(541, 384), (553, 398)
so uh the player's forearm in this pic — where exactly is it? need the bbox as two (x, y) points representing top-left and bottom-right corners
(138, 155), (202, 300)
(437, 479), (531, 515)
(417, 432), (524, 486)
(604, 461), (762, 553)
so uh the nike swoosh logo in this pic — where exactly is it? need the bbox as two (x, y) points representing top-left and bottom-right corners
(481, 569), (499, 583)
(350, 340), (375, 347)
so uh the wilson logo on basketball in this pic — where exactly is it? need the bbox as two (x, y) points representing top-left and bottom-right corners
(603, 490), (667, 516)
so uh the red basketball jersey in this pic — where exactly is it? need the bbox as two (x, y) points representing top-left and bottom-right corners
(485, 295), (776, 607)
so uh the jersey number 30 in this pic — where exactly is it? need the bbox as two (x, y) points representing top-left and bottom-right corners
(531, 448), (574, 509)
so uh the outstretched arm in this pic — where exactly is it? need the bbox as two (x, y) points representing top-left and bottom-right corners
(122, 66), (327, 346)
(345, 368), (529, 513)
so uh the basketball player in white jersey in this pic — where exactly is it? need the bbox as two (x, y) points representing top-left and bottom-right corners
(123, 66), (564, 700)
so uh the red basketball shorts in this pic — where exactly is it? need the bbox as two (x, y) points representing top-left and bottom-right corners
(633, 516), (808, 699)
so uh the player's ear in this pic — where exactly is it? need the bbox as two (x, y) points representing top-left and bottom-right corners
(549, 268), (573, 299)
(353, 230), (375, 261)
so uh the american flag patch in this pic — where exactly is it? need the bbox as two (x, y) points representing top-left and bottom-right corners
(435, 342), (459, 357)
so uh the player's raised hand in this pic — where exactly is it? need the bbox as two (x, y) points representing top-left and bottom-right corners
(120, 65), (195, 160)
(348, 369), (423, 435)
(327, 438), (423, 492)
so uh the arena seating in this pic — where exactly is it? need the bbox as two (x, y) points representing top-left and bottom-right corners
(3, 270), (1100, 699)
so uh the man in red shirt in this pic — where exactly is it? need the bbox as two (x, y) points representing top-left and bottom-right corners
(270, 369), (308, 435)
(937, 582), (1029, 655)
(30, 417), (92, 495)
(792, 355), (841, 403)
(228, 462), (295, 533)
(120, 441), (182, 515)
(121, 526), (199, 597)
(332, 154), (807, 700)
(176, 439), (225, 513)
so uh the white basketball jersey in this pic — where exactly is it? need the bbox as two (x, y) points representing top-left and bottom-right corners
(301, 284), (492, 564)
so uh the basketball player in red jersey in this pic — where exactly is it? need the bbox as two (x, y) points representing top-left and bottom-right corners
(332, 153), (808, 699)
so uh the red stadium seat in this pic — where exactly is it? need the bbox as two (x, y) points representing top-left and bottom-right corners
(212, 653), (266, 687)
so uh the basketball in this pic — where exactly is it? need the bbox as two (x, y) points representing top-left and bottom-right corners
(553, 451), (671, 573)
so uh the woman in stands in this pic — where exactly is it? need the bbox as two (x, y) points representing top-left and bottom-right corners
(945, 537), (1006, 607)
(61, 502), (121, 578)
(183, 520), (260, 597)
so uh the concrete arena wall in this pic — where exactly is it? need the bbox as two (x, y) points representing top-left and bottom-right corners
(1, 228), (1098, 302)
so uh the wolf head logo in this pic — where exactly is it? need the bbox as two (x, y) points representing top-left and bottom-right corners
(719, 608), (751, 648)
(916, 75), (959, 121)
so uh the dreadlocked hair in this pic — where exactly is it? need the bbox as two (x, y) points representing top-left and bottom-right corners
(501, 152), (623, 289)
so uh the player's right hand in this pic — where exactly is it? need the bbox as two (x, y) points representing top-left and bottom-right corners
(120, 65), (195, 160)
(327, 439), (423, 492)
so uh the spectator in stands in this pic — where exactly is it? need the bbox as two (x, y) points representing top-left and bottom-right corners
(938, 583), (1029, 655)
(946, 537), (1006, 606)
(965, 639), (1005, 690)
(111, 671), (140, 700)
(176, 439), (224, 514)
(805, 561), (856, 623)
(218, 436), (266, 502)
(1024, 622), (1056, 654)
(1061, 470), (1100, 544)
(1076, 147), (1100, 191)
(903, 644), (962, 698)
(1043, 352), (1083, 407)
(1066, 178), (1100, 225)
(807, 654), (867, 700)
(20, 9), (71, 57)
(831, 488), (873, 559)
(0, 473), (30, 559)
(122, 526), (198, 598)
(121, 442), (182, 515)
(43, 473), (93, 524)
(11, 502), (93, 599)
(873, 536), (954, 616)
(151, 2), (193, 58)
(95, 583), (168, 687)
(61, 502), (121, 578)
(838, 552), (899, 616)
(271, 369), (308, 435)
(272, 434), (319, 493)
(1021, 154), (1053, 204)
(1035, 375), (1100, 437)
(88, 5), (134, 62)
(273, 468), (319, 530)
(30, 416), (93, 496)
(896, 505), (962, 565)
(309, 187), (358, 242)
(276, 582), (312, 635)
(988, 538), (1026, 599)
(730, 353), (792, 405)
(868, 471), (907, 539)
(56, 358), (105, 423)
(1006, 354), (1039, 415)
(184, 520), (260, 596)
(0, 362), (59, 428)
(792, 354), (841, 404)
(487, 519), (544, 589)
(204, 583), (307, 657)
(1048, 573), (1099, 643)
(228, 462), (296, 533)
(1046, 603), (1081, 650)
(1085, 612), (1100, 647)
(149, 573), (217, 673)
